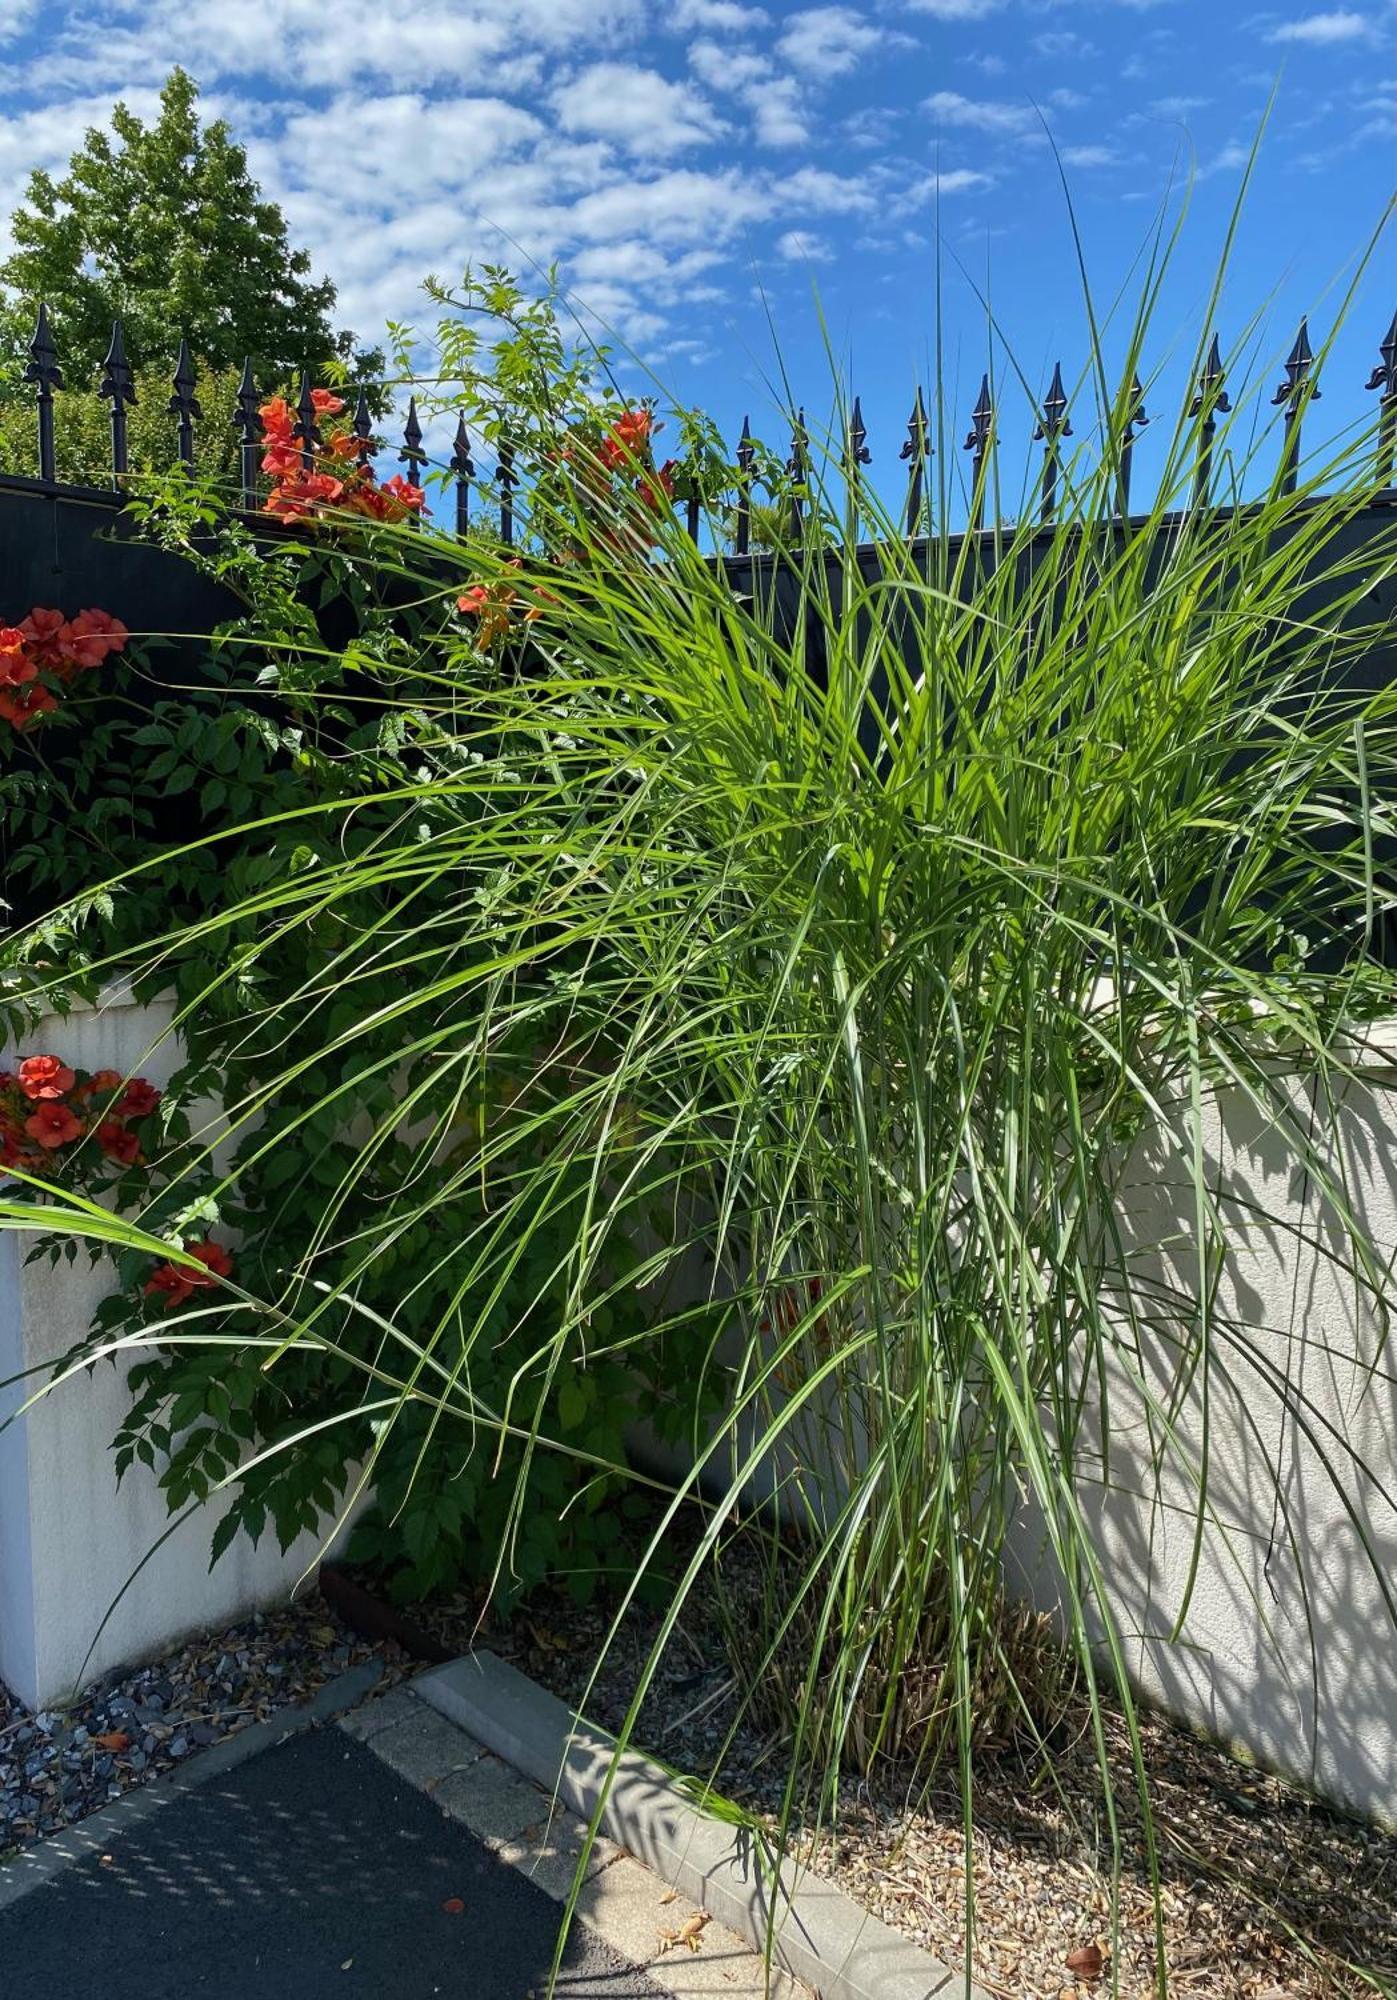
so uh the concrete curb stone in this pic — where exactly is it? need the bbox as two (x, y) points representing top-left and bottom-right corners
(415, 1651), (984, 2000)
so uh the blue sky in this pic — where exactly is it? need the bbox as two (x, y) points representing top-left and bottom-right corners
(0, 0), (1393, 517)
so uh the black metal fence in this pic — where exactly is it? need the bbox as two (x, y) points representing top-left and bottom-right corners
(9, 303), (1397, 553)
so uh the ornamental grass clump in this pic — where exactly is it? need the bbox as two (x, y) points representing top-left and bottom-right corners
(4, 214), (1397, 1992)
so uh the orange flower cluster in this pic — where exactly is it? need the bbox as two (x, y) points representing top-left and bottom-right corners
(0, 1056), (162, 1176)
(456, 560), (556, 652)
(595, 408), (678, 513)
(259, 391), (426, 523)
(0, 606), (128, 731)
(555, 406), (680, 561)
(144, 1238), (234, 1311)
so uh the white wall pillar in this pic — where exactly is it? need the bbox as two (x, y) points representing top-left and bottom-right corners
(0, 987), (335, 1709)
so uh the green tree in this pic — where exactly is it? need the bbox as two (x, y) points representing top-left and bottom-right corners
(0, 69), (379, 393)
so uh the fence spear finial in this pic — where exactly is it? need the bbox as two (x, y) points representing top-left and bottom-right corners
(294, 371), (319, 470)
(397, 396), (427, 525)
(167, 338), (201, 469)
(1118, 372), (1148, 520)
(100, 320), (137, 481)
(1366, 308), (1397, 491)
(734, 415), (754, 558)
(1189, 332), (1231, 508)
(352, 386), (375, 465)
(787, 407), (808, 543)
(899, 386), (930, 537)
(1033, 360), (1072, 523)
(233, 357), (260, 508)
(1272, 317), (1318, 494)
(847, 394), (870, 470)
(449, 413), (474, 536)
(24, 302), (63, 483)
(497, 432), (517, 547)
(963, 371), (994, 530)
(399, 395), (426, 481)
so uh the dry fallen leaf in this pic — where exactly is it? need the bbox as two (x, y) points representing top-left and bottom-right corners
(1066, 1944), (1105, 1980)
(658, 1911), (711, 1955)
(658, 1889), (678, 1906)
(442, 1896), (465, 1915)
(93, 1730), (131, 1753)
(527, 1620), (568, 1654)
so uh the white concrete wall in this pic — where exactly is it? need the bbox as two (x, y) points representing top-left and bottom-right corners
(1008, 1040), (1397, 1826)
(0, 988), (336, 1709)
(7, 987), (1397, 1824)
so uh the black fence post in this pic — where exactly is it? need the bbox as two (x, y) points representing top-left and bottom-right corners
(787, 408), (808, 544)
(24, 303), (63, 484)
(1119, 375), (1147, 521)
(845, 393), (870, 542)
(497, 435), (516, 548)
(1272, 318), (1317, 497)
(399, 397), (427, 521)
(1190, 334), (1230, 509)
(352, 387), (375, 466)
(734, 417), (754, 558)
(168, 339), (200, 469)
(1034, 361), (1071, 525)
(233, 359), (260, 509)
(294, 373), (319, 472)
(900, 388), (930, 539)
(100, 320), (136, 482)
(450, 414), (474, 536)
(964, 372), (994, 533)
(1367, 310), (1397, 493)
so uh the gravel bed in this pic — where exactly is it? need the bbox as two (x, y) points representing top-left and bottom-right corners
(1, 1591), (409, 1859)
(407, 1571), (1397, 2000)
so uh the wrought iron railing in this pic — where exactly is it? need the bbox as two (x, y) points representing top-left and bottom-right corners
(4, 304), (1395, 553)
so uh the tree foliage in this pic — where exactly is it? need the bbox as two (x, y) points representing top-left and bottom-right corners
(0, 69), (378, 390)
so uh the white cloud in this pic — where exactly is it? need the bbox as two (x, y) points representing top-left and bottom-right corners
(672, 0), (768, 23)
(777, 6), (889, 75)
(1034, 29), (1097, 57)
(553, 62), (724, 154)
(1267, 9), (1374, 41)
(899, 167), (993, 205)
(904, 0), (1000, 16)
(264, 95), (546, 209)
(776, 228), (832, 260)
(688, 39), (769, 88)
(922, 89), (1034, 133)
(0, 0), (1147, 374)
(1197, 139), (1250, 178)
(39, 0), (648, 95)
(776, 163), (880, 212)
(748, 78), (811, 145)
(686, 37), (808, 144)
(569, 241), (723, 287)
(570, 167), (772, 245)
(1059, 144), (1117, 167)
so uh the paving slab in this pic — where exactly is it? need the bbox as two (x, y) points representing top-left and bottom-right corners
(0, 1721), (667, 2000)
